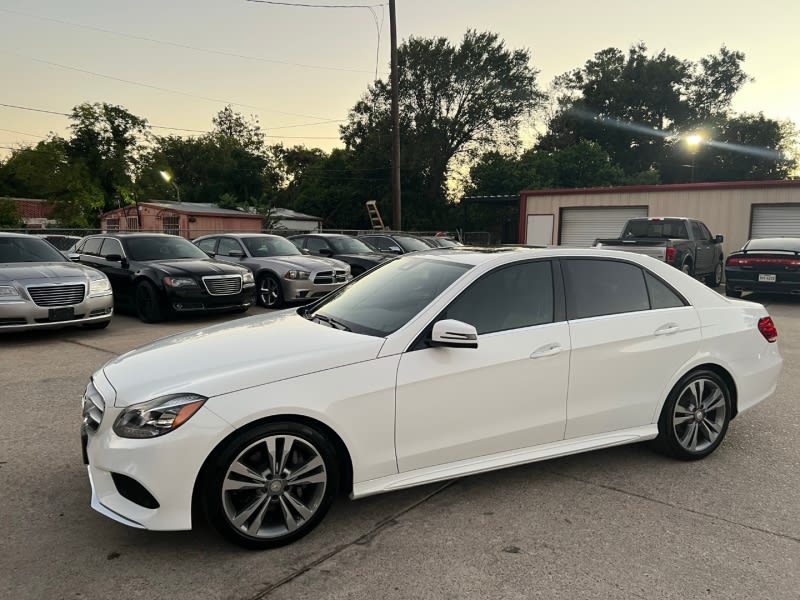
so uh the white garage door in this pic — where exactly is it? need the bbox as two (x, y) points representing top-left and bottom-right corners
(560, 207), (649, 247)
(750, 205), (800, 239)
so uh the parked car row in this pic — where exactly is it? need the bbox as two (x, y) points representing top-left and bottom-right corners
(4, 223), (798, 333)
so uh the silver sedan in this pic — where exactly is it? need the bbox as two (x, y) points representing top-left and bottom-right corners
(193, 234), (352, 308)
(0, 233), (114, 332)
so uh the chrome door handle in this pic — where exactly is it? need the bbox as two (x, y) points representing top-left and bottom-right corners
(654, 323), (680, 336)
(530, 343), (562, 359)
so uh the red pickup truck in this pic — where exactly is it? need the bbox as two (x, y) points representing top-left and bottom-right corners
(594, 217), (725, 287)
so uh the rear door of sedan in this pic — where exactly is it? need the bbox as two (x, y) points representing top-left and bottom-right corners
(394, 259), (571, 472)
(561, 258), (701, 439)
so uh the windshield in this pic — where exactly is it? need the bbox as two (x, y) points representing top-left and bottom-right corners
(395, 235), (434, 252)
(623, 219), (689, 240)
(329, 237), (376, 254)
(306, 256), (472, 337)
(243, 236), (302, 257)
(125, 236), (210, 261)
(0, 236), (68, 263)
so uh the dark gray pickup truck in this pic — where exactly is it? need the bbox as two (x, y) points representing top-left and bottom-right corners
(594, 217), (725, 287)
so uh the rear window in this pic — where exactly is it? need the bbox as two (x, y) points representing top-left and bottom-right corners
(623, 220), (689, 240)
(746, 238), (800, 252)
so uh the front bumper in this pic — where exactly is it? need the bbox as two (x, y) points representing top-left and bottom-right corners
(165, 285), (256, 313)
(83, 372), (234, 531)
(0, 293), (113, 332)
(282, 277), (350, 302)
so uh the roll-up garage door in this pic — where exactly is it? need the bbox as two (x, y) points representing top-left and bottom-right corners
(559, 207), (649, 247)
(750, 205), (800, 238)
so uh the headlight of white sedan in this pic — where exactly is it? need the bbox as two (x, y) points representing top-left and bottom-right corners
(113, 394), (207, 439)
(284, 270), (310, 280)
(0, 285), (21, 300)
(88, 277), (112, 297)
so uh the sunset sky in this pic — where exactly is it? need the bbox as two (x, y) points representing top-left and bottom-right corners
(1, 0), (798, 159)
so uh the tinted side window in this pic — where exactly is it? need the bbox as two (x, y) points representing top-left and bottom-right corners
(306, 237), (330, 253)
(82, 238), (103, 256)
(99, 238), (124, 258)
(645, 272), (686, 309)
(218, 238), (243, 256)
(196, 238), (217, 254)
(445, 261), (554, 335)
(564, 260), (650, 319)
(289, 237), (306, 249)
(691, 221), (708, 240)
(700, 223), (713, 240)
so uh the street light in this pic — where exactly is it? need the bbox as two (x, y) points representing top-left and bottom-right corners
(685, 134), (703, 183)
(159, 170), (181, 202)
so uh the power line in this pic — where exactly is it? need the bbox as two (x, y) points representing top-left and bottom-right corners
(0, 102), (68, 117)
(0, 7), (373, 75)
(19, 53), (343, 122)
(0, 127), (45, 138)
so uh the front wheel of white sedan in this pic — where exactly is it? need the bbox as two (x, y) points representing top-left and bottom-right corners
(655, 370), (732, 460)
(203, 422), (339, 549)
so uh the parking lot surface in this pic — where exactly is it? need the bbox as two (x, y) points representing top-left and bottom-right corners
(1, 298), (799, 600)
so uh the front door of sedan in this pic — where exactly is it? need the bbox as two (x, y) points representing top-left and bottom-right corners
(561, 259), (702, 439)
(97, 238), (135, 301)
(394, 260), (570, 472)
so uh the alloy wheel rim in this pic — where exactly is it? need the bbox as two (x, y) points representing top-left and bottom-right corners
(672, 378), (726, 453)
(221, 435), (327, 539)
(260, 278), (279, 307)
(682, 263), (691, 275)
(715, 263), (722, 285)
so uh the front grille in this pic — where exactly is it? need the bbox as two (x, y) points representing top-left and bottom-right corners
(81, 380), (105, 433)
(314, 269), (348, 285)
(202, 275), (242, 296)
(27, 284), (86, 307)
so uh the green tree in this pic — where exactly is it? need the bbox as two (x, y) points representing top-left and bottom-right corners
(341, 30), (544, 228)
(540, 44), (750, 176)
(67, 102), (149, 211)
(0, 197), (23, 228)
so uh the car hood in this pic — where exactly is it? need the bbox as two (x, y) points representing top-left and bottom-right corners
(335, 252), (387, 263)
(0, 261), (100, 283)
(253, 255), (349, 272)
(103, 310), (384, 406)
(147, 259), (246, 276)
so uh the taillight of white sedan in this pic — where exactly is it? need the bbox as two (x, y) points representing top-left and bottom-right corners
(81, 247), (782, 549)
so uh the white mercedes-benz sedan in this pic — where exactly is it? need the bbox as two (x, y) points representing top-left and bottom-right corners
(81, 247), (782, 549)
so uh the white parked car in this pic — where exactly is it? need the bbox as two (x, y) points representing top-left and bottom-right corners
(81, 247), (782, 548)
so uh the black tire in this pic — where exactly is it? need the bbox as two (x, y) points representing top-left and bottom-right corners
(654, 369), (731, 460)
(202, 421), (340, 550)
(82, 319), (111, 330)
(725, 287), (742, 299)
(134, 280), (165, 323)
(257, 274), (284, 309)
(705, 262), (723, 287)
(680, 259), (694, 277)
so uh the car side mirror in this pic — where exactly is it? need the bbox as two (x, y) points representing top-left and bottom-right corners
(714, 234), (724, 243)
(227, 250), (245, 258)
(430, 319), (478, 349)
(388, 246), (403, 254)
(301, 248), (311, 255)
(318, 247), (333, 257)
(205, 251), (216, 258)
(67, 253), (81, 262)
(105, 254), (129, 268)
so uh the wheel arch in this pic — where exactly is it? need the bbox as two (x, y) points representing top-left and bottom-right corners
(655, 362), (739, 423)
(191, 413), (355, 520)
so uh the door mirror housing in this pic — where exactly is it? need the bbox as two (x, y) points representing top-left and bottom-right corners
(67, 253), (81, 262)
(227, 250), (245, 258)
(714, 234), (724, 243)
(105, 253), (123, 262)
(430, 319), (479, 349)
(301, 248), (311, 255)
(388, 246), (403, 254)
(318, 247), (333, 257)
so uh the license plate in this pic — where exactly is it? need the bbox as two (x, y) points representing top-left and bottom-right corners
(758, 274), (777, 283)
(48, 307), (75, 321)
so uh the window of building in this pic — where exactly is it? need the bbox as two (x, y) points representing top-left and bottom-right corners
(126, 216), (139, 231)
(162, 215), (180, 236)
(105, 218), (120, 231)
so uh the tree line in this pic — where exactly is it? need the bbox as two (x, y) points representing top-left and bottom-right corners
(0, 31), (796, 231)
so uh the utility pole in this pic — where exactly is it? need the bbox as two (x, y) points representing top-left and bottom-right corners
(389, 0), (401, 231)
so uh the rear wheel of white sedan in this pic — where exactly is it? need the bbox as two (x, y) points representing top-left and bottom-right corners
(203, 422), (339, 549)
(655, 370), (731, 460)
